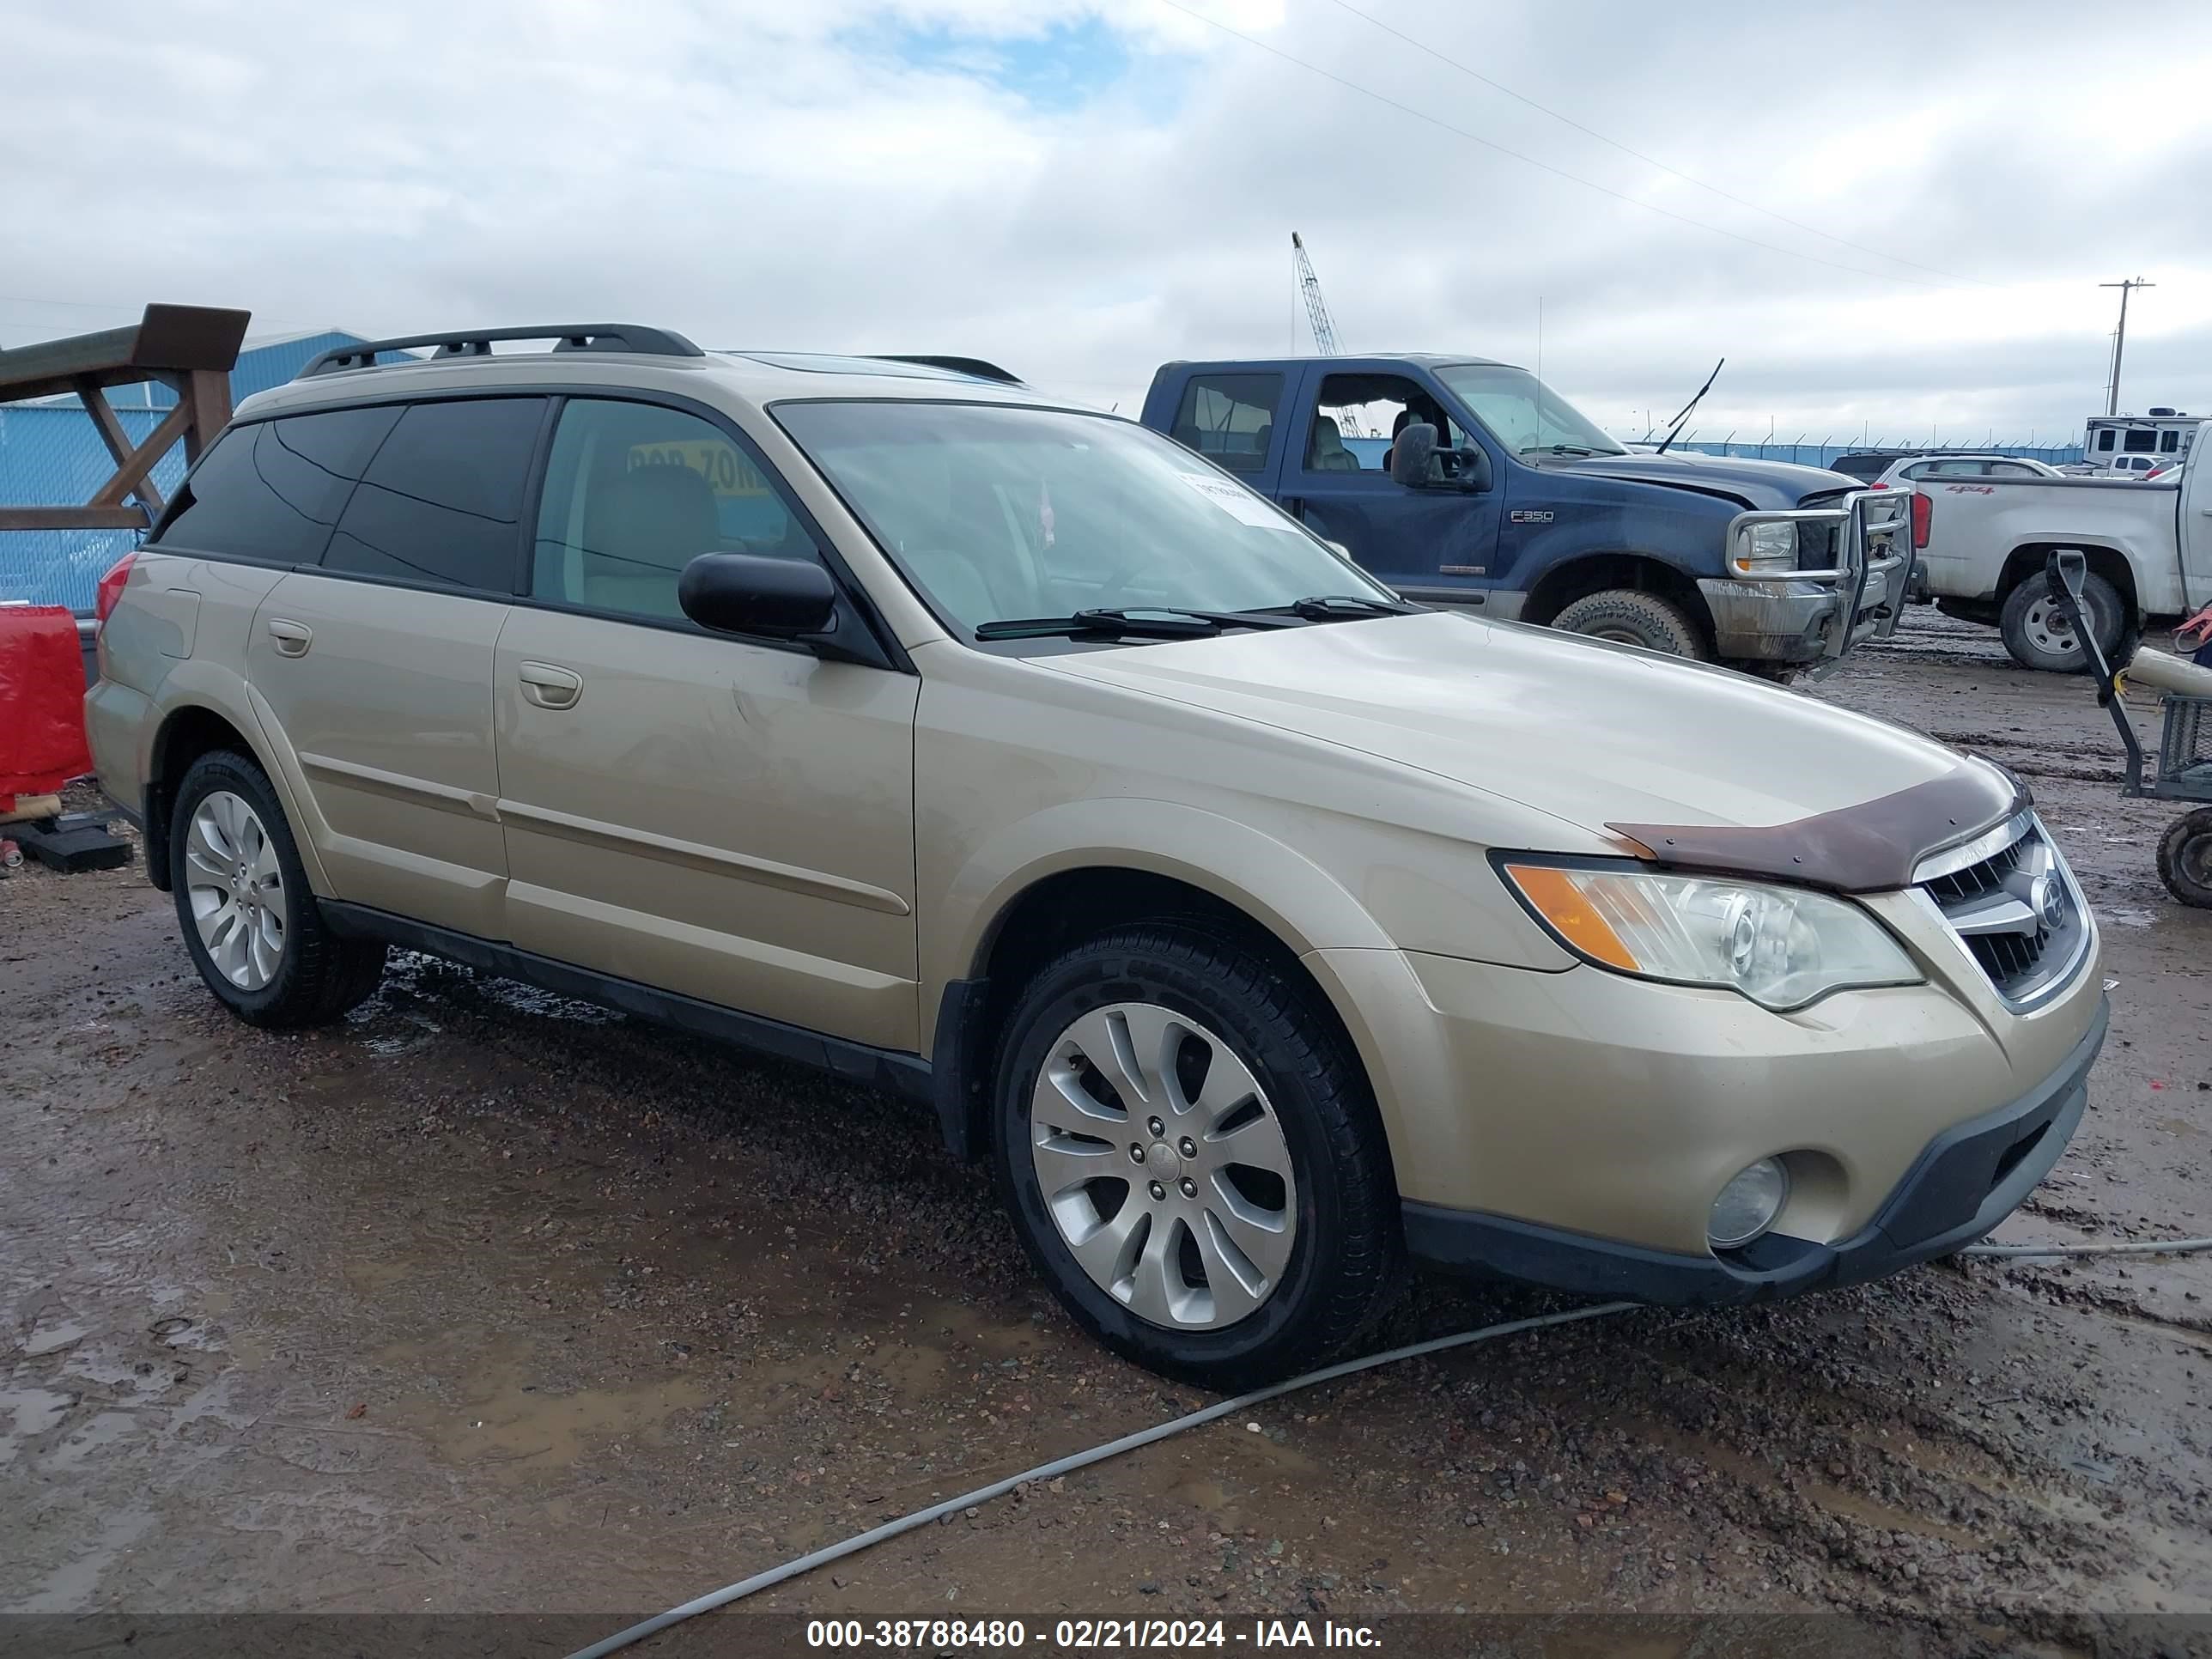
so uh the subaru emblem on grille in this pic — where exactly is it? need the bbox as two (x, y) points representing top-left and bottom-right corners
(2034, 874), (2068, 933)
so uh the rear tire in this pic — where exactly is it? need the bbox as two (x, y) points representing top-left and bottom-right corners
(1999, 570), (2124, 673)
(991, 928), (1404, 1389)
(170, 750), (386, 1028)
(2158, 809), (2212, 909)
(1550, 589), (1711, 659)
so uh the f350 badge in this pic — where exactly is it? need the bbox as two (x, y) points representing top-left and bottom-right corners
(1509, 508), (1555, 524)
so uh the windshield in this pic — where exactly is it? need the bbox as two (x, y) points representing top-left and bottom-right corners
(774, 402), (1394, 635)
(1431, 364), (1626, 457)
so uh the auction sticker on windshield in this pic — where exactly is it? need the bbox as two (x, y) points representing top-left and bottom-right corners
(1176, 471), (1297, 530)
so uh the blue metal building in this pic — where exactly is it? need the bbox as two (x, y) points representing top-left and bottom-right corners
(0, 330), (386, 611)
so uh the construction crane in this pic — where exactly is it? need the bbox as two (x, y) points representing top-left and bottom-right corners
(1291, 232), (1341, 356)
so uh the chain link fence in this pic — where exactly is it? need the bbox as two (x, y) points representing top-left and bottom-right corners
(0, 401), (184, 611)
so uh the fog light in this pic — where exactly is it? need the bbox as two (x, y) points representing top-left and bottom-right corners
(1708, 1158), (1790, 1250)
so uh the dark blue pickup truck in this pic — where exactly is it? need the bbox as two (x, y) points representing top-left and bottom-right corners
(1139, 355), (1913, 673)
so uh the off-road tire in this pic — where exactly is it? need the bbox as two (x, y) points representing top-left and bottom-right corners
(1550, 589), (1711, 659)
(170, 750), (386, 1028)
(1998, 569), (2124, 673)
(2157, 809), (2212, 909)
(992, 928), (1404, 1389)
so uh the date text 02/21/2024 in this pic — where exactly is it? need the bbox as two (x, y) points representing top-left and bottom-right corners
(804, 1618), (1382, 1649)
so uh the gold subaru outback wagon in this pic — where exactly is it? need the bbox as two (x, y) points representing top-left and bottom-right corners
(88, 325), (2105, 1386)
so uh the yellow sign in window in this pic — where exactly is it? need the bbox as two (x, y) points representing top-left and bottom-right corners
(627, 440), (769, 499)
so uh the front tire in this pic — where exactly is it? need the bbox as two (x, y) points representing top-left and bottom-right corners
(1999, 571), (2124, 673)
(2159, 809), (2212, 909)
(992, 929), (1403, 1389)
(1550, 589), (1711, 659)
(170, 750), (386, 1028)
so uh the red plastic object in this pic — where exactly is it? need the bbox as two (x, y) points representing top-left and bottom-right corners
(1911, 491), (1932, 550)
(0, 605), (93, 797)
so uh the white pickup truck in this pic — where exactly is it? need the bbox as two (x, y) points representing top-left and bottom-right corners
(1914, 421), (2212, 670)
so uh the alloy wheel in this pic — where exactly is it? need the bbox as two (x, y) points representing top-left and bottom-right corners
(183, 790), (288, 990)
(1028, 1002), (1297, 1330)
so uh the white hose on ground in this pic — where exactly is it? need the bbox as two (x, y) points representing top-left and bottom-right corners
(1962, 1235), (2212, 1260)
(562, 1299), (1638, 1659)
(566, 1231), (2212, 1659)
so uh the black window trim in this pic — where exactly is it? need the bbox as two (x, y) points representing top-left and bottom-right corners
(147, 391), (556, 603)
(516, 388), (907, 672)
(146, 385), (909, 673)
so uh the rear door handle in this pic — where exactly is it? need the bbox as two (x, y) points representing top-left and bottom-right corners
(518, 661), (583, 710)
(266, 618), (313, 657)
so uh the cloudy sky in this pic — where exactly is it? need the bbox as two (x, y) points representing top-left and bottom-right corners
(6, 0), (2209, 448)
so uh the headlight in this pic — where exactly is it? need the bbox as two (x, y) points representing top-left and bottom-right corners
(1499, 862), (1921, 1011)
(1731, 520), (1798, 575)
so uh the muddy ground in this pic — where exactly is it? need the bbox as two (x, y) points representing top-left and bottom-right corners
(4, 611), (2210, 1653)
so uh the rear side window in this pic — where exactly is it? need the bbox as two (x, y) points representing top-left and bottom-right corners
(1170, 374), (1282, 474)
(322, 398), (546, 590)
(151, 406), (400, 563)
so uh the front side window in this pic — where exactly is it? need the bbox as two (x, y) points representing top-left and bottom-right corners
(776, 401), (1390, 635)
(531, 399), (812, 621)
(323, 398), (545, 590)
(1168, 374), (1281, 475)
(1433, 363), (1625, 458)
(153, 405), (400, 564)
(1305, 373), (1469, 473)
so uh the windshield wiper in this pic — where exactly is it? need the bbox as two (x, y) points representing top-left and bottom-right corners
(1270, 593), (1424, 621)
(973, 607), (1296, 641)
(1523, 443), (1601, 457)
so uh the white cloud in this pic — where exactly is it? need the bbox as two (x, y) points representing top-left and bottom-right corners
(4, 0), (2209, 445)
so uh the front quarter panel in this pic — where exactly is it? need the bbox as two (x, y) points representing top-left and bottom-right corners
(912, 638), (1581, 1036)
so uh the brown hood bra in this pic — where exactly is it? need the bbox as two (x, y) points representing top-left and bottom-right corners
(1609, 760), (2027, 893)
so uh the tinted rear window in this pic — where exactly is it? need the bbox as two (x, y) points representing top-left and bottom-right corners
(151, 406), (400, 563)
(322, 398), (546, 590)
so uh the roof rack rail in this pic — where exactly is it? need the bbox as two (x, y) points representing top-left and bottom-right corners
(871, 355), (1023, 386)
(299, 324), (704, 380)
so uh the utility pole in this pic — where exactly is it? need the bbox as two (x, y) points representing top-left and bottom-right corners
(2100, 277), (2154, 416)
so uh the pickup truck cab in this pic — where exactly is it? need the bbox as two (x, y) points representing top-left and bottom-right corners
(1916, 423), (2212, 671)
(1141, 356), (1912, 674)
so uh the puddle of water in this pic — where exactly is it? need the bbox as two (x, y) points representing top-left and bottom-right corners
(0, 1385), (77, 1465)
(22, 1319), (90, 1358)
(378, 1334), (711, 1480)
(46, 1409), (143, 1470)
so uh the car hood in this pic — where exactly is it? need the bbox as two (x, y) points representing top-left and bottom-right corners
(1547, 452), (1856, 509)
(1034, 611), (2008, 882)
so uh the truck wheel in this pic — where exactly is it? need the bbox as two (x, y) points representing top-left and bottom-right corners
(170, 750), (387, 1028)
(1998, 571), (2123, 673)
(2158, 809), (2212, 908)
(991, 927), (1403, 1389)
(1550, 590), (1711, 659)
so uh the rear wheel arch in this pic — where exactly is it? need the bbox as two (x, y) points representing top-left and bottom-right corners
(143, 704), (261, 891)
(1996, 542), (2139, 615)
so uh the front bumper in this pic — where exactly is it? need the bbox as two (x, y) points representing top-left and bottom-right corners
(1698, 550), (1910, 664)
(1402, 998), (2104, 1304)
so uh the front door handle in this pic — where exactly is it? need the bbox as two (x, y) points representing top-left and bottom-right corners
(518, 661), (584, 710)
(266, 618), (313, 657)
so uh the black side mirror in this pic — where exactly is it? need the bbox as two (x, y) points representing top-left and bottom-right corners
(1390, 422), (1439, 488)
(678, 553), (839, 639)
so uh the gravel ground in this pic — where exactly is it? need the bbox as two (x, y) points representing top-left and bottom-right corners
(3, 612), (2209, 1653)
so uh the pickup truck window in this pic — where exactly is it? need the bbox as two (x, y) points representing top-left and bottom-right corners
(1168, 374), (1280, 475)
(1434, 364), (1625, 458)
(1307, 373), (1469, 472)
(777, 400), (1389, 635)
